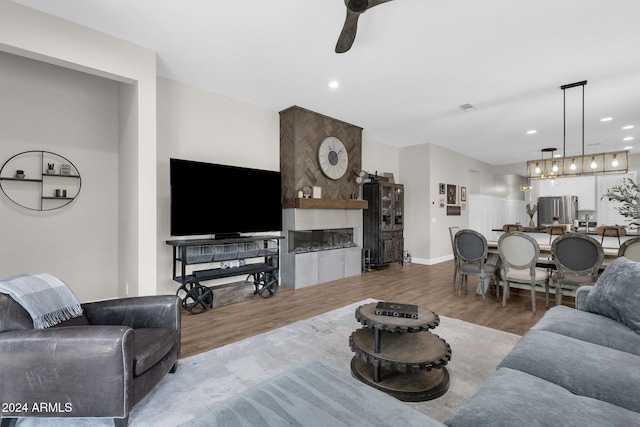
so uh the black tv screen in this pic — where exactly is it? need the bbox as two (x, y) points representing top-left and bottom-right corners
(170, 158), (282, 237)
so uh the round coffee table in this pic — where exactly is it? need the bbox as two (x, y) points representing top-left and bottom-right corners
(349, 302), (452, 401)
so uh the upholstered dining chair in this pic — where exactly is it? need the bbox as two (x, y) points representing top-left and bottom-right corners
(449, 226), (460, 286)
(618, 236), (640, 261)
(550, 233), (604, 306)
(498, 231), (549, 313)
(454, 229), (497, 301)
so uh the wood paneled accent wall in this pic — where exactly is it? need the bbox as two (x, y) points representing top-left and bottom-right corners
(279, 106), (363, 202)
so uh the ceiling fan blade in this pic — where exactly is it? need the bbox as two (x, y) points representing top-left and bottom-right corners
(335, 0), (395, 53)
(368, 0), (394, 9)
(335, 9), (361, 53)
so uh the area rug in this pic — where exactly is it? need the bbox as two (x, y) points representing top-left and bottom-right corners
(12, 299), (521, 426)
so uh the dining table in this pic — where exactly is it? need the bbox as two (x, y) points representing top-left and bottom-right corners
(477, 241), (619, 297)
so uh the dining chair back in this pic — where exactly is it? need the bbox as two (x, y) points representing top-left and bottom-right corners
(618, 236), (640, 261)
(498, 232), (549, 313)
(551, 233), (604, 305)
(454, 229), (496, 301)
(449, 226), (460, 285)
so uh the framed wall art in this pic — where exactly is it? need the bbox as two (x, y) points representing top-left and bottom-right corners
(447, 184), (456, 205)
(439, 183), (445, 194)
(461, 186), (467, 202)
(447, 206), (461, 216)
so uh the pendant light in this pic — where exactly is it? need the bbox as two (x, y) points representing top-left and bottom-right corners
(526, 80), (628, 179)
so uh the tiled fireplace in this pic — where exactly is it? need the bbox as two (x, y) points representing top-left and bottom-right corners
(281, 207), (364, 289)
(279, 106), (366, 289)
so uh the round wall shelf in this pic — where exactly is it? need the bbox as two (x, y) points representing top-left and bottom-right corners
(0, 150), (82, 211)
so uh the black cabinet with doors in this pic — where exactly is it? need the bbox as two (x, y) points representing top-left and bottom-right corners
(362, 182), (404, 269)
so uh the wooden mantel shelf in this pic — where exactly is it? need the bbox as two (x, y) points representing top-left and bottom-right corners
(283, 198), (368, 210)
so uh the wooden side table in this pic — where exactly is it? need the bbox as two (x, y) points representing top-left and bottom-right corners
(349, 303), (452, 401)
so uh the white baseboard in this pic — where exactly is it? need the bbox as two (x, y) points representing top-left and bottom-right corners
(411, 254), (454, 266)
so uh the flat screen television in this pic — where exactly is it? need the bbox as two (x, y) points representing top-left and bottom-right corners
(170, 158), (282, 237)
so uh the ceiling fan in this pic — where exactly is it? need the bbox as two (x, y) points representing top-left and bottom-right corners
(335, 0), (395, 53)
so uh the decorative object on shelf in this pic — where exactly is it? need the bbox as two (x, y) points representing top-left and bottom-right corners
(526, 80), (628, 180)
(355, 170), (371, 185)
(601, 177), (640, 229)
(302, 186), (312, 198)
(312, 186), (322, 199)
(0, 150), (81, 211)
(60, 164), (71, 175)
(552, 216), (560, 225)
(318, 136), (348, 180)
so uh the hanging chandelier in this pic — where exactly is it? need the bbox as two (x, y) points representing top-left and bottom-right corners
(526, 80), (628, 180)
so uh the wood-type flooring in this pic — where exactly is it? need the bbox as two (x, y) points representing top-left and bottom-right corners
(179, 260), (566, 359)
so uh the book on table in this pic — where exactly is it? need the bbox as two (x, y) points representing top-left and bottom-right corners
(375, 302), (418, 319)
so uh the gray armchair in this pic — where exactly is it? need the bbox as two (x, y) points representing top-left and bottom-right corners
(0, 293), (181, 427)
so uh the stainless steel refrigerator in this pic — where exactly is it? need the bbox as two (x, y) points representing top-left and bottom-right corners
(537, 196), (578, 226)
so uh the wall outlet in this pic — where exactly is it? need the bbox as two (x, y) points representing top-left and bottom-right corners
(125, 283), (129, 295)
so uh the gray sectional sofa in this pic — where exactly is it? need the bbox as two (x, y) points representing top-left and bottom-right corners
(185, 256), (640, 426)
(446, 256), (640, 426)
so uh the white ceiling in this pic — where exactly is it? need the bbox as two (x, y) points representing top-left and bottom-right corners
(11, 0), (640, 165)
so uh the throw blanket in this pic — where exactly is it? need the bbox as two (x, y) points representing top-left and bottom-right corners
(0, 273), (83, 329)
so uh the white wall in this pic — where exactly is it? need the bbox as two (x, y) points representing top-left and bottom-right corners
(399, 143), (496, 264)
(362, 138), (400, 183)
(0, 0), (158, 299)
(0, 51), (119, 302)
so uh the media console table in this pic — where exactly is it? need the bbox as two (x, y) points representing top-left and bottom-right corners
(349, 303), (452, 401)
(166, 235), (283, 314)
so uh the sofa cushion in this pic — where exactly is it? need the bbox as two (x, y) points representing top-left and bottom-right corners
(182, 360), (444, 427)
(498, 330), (640, 412)
(531, 305), (640, 357)
(582, 256), (640, 333)
(445, 367), (640, 427)
(133, 328), (179, 376)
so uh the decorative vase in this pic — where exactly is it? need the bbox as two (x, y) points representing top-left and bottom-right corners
(529, 219), (535, 228)
(553, 220), (559, 225)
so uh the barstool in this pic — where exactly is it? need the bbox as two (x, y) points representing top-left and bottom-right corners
(596, 226), (626, 246)
(545, 225), (567, 245)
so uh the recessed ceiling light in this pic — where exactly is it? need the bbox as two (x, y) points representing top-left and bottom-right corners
(623, 125), (634, 130)
(624, 137), (634, 141)
(624, 146), (633, 150)
(527, 130), (537, 135)
(328, 80), (339, 89)
(600, 117), (613, 122)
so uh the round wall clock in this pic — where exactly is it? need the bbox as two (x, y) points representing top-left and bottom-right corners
(318, 136), (348, 180)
